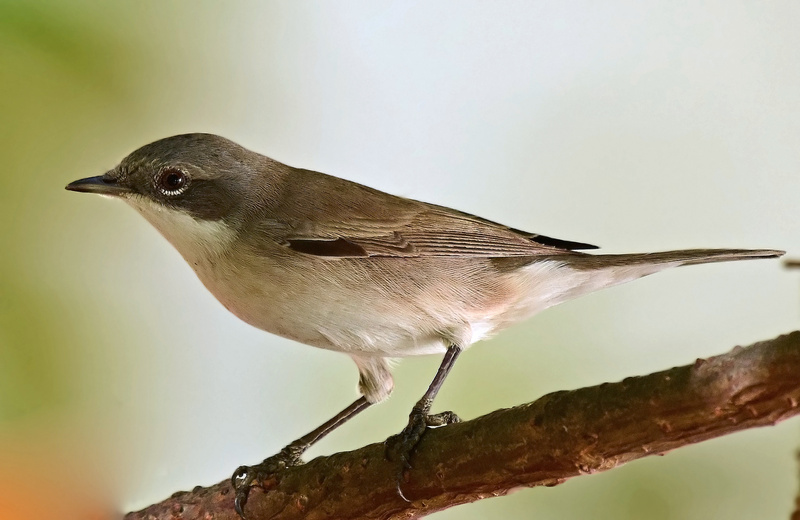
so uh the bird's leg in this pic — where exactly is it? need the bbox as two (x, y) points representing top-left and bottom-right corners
(232, 396), (371, 518)
(386, 344), (463, 500)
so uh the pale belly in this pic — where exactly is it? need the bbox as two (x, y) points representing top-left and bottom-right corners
(191, 253), (543, 358)
(188, 248), (601, 359)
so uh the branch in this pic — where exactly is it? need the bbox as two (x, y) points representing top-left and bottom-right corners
(127, 331), (800, 520)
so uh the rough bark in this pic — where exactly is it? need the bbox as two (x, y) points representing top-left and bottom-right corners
(127, 331), (800, 520)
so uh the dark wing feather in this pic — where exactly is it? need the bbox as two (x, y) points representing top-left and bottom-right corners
(268, 166), (597, 259)
(284, 207), (596, 258)
(527, 233), (597, 250)
(287, 237), (370, 257)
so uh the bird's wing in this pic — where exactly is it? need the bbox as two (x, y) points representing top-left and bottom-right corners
(279, 205), (597, 258)
(255, 166), (597, 259)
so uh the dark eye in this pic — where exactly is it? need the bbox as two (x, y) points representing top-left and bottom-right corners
(156, 167), (190, 195)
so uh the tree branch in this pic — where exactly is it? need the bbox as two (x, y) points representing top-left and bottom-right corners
(127, 331), (800, 520)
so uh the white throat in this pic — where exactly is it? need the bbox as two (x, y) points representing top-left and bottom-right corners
(124, 196), (237, 264)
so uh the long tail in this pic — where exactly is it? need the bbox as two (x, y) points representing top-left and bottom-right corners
(568, 248), (785, 270)
(538, 248), (785, 308)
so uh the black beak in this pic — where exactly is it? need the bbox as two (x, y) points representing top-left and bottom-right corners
(65, 175), (131, 196)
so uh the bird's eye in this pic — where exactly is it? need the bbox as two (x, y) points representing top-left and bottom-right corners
(156, 167), (190, 196)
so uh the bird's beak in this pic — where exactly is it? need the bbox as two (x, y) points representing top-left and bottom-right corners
(65, 174), (131, 196)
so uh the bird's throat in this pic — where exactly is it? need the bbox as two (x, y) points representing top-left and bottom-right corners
(125, 196), (238, 265)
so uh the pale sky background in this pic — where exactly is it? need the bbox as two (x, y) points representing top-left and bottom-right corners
(1, 2), (799, 519)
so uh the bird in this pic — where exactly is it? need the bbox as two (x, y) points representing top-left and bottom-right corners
(65, 133), (784, 517)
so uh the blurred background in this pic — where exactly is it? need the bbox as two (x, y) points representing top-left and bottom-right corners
(1, 1), (799, 519)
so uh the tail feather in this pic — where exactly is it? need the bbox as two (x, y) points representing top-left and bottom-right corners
(513, 248), (783, 318)
(570, 248), (785, 270)
(550, 248), (784, 302)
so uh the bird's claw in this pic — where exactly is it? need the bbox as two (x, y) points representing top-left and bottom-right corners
(385, 410), (461, 502)
(231, 447), (305, 519)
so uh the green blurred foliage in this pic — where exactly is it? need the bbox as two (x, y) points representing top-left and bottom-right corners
(0, 1), (137, 421)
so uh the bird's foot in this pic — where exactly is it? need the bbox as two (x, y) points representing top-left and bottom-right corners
(231, 445), (305, 519)
(385, 409), (461, 501)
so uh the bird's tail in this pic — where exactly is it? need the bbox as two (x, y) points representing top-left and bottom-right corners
(567, 248), (784, 271)
(528, 248), (784, 312)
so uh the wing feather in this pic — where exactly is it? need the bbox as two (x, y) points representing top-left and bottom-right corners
(261, 166), (598, 259)
(283, 208), (596, 258)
